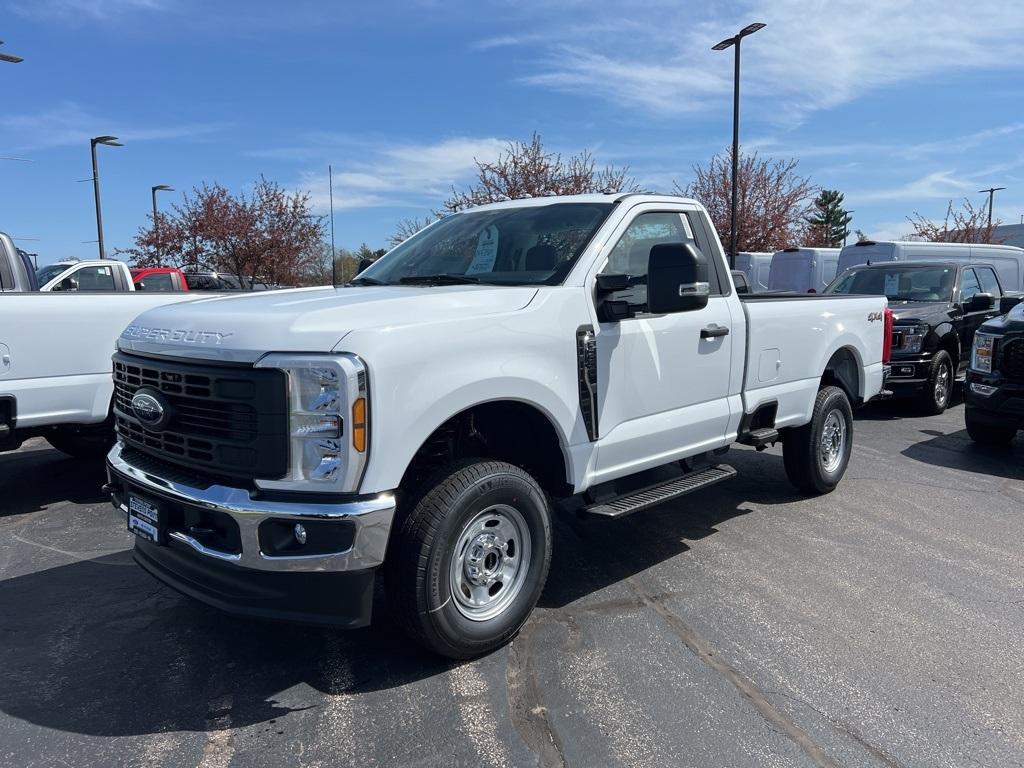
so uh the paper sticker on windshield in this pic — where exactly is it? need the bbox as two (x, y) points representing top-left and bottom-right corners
(465, 225), (499, 274)
(884, 273), (900, 296)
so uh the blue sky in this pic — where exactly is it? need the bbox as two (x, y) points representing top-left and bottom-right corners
(2, 0), (1023, 266)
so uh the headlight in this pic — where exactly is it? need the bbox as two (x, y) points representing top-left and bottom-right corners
(971, 333), (997, 374)
(253, 353), (368, 493)
(895, 324), (929, 354)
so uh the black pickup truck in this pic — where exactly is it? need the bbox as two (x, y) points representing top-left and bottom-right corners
(964, 295), (1024, 445)
(827, 261), (1005, 414)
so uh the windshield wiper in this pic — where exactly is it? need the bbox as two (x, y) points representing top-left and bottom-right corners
(348, 276), (386, 286)
(399, 274), (480, 285)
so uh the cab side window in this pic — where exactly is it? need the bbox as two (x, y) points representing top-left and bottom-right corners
(137, 272), (174, 291)
(958, 268), (981, 303)
(975, 266), (1001, 297)
(599, 212), (694, 308)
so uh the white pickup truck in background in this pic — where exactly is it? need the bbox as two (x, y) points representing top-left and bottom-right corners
(105, 193), (889, 658)
(0, 291), (205, 457)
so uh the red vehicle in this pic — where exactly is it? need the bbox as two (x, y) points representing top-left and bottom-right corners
(129, 267), (189, 292)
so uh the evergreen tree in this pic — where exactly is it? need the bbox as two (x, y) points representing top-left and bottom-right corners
(806, 190), (851, 247)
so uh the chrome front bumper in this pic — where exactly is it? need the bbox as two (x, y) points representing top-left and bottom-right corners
(106, 442), (396, 573)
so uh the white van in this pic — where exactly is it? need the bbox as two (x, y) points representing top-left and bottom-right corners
(733, 252), (773, 292)
(836, 240), (1024, 293)
(767, 247), (840, 293)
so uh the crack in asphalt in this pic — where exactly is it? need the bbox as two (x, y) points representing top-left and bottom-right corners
(766, 689), (904, 768)
(505, 619), (567, 768)
(624, 577), (845, 768)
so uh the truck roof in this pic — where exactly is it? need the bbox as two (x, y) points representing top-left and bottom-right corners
(462, 192), (701, 212)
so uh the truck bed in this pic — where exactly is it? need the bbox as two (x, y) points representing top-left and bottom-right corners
(738, 293), (886, 431)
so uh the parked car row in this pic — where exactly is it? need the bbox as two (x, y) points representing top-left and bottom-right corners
(1, 232), (291, 294)
(733, 240), (1024, 296)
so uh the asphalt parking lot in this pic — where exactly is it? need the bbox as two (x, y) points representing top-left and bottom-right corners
(1, 399), (1022, 768)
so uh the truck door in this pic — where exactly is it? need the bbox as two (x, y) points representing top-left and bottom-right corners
(590, 208), (734, 483)
(957, 267), (999, 364)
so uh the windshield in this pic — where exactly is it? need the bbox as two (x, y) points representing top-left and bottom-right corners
(36, 263), (71, 285)
(827, 266), (955, 302)
(360, 202), (614, 286)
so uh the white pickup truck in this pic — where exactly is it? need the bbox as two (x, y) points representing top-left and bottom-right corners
(0, 291), (203, 456)
(105, 194), (890, 658)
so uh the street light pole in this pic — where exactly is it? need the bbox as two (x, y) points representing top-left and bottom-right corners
(978, 186), (1006, 236)
(713, 22), (765, 270)
(90, 136), (122, 260)
(0, 40), (23, 63)
(151, 185), (173, 266)
(843, 210), (855, 247)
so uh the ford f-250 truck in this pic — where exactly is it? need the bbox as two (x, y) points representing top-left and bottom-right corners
(105, 194), (889, 658)
(965, 295), (1024, 445)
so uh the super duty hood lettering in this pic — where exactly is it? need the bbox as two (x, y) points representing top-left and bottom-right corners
(122, 325), (233, 345)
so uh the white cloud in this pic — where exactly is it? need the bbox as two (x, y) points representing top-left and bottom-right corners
(0, 101), (228, 151)
(10, 0), (165, 20)
(484, 0), (1024, 119)
(855, 170), (979, 203)
(293, 136), (508, 211)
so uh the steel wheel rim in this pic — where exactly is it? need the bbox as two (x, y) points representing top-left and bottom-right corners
(820, 409), (847, 473)
(934, 361), (950, 406)
(449, 504), (532, 622)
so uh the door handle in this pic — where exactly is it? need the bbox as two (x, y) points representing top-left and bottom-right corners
(701, 325), (729, 339)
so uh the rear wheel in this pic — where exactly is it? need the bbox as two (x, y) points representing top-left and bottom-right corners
(783, 385), (853, 495)
(920, 350), (953, 415)
(386, 460), (552, 659)
(965, 407), (1017, 446)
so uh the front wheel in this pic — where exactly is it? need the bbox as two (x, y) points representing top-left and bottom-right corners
(965, 407), (1017, 446)
(783, 385), (853, 495)
(386, 460), (552, 659)
(920, 350), (953, 415)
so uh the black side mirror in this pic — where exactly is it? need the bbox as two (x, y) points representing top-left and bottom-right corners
(595, 273), (630, 293)
(999, 293), (1022, 314)
(356, 257), (375, 275)
(730, 270), (750, 294)
(55, 277), (78, 292)
(965, 292), (994, 312)
(647, 242), (709, 314)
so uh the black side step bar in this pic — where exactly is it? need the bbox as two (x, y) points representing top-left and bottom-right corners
(581, 464), (737, 519)
(738, 427), (779, 449)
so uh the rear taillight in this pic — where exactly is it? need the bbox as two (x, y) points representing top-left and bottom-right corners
(882, 307), (894, 364)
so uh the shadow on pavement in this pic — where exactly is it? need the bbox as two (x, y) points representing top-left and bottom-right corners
(1, 444), (108, 517)
(901, 427), (1024, 480)
(855, 385), (964, 422)
(0, 445), (805, 738)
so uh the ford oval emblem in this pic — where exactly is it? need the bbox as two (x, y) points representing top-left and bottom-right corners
(131, 389), (169, 429)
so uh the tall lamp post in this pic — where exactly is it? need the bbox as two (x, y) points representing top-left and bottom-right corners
(151, 185), (174, 265)
(712, 22), (765, 269)
(978, 186), (1006, 236)
(0, 40), (23, 63)
(90, 136), (122, 259)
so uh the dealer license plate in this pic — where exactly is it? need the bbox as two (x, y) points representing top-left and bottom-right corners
(127, 494), (162, 543)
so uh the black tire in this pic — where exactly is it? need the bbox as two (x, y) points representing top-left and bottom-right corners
(965, 407), (1017, 446)
(919, 350), (953, 416)
(783, 385), (853, 495)
(45, 423), (115, 460)
(386, 459), (552, 659)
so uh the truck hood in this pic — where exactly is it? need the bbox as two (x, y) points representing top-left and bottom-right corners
(117, 284), (539, 362)
(887, 300), (953, 326)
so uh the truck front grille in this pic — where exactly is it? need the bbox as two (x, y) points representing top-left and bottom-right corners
(113, 351), (288, 482)
(1001, 338), (1024, 382)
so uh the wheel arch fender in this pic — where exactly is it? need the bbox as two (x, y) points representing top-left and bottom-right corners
(361, 377), (580, 494)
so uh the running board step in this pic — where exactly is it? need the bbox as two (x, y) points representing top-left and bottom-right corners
(581, 464), (737, 519)
(739, 427), (779, 449)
